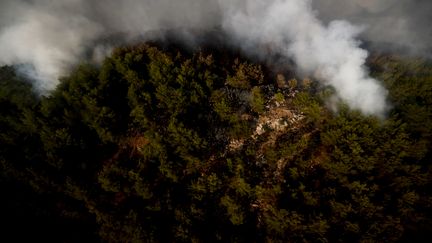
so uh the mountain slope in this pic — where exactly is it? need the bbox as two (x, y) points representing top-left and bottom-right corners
(1, 43), (432, 242)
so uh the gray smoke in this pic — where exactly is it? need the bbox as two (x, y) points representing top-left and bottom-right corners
(0, 0), (221, 91)
(0, 0), (429, 116)
(220, 0), (388, 116)
(312, 0), (432, 57)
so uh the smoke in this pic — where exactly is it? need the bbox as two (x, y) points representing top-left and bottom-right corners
(0, 0), (222, 91)
(2, 0), (428, 116)
(220, 0), (388, 116)
(0, 1), (103, 91)
(312, 0), (432, 57)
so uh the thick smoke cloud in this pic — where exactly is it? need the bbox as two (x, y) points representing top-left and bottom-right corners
(313, 0), (432, 57)
(221, 0), (388, 116)
(0, 0), (222, 91)
(1, 0), (429, 116)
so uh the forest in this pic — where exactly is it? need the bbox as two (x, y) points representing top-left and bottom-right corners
(1, 42), (432, 242)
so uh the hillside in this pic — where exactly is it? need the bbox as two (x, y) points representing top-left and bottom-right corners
(1, 43), (432, 242)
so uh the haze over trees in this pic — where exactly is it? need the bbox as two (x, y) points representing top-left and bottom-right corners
(1, 43), (432, 242)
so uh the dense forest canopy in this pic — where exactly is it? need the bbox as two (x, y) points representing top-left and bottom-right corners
(1, 43), (432, 242)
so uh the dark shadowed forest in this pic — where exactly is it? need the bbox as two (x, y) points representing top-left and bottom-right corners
(1, 42), (432, 242)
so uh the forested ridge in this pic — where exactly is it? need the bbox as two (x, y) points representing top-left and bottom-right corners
(1, 43), (432, 242)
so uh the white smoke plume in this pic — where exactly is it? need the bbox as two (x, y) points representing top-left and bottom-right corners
(313, 0), (432, 57)
(220, 0), (388, 116)
(0, 0), (221, 91)
(2, 0), (428, 116)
